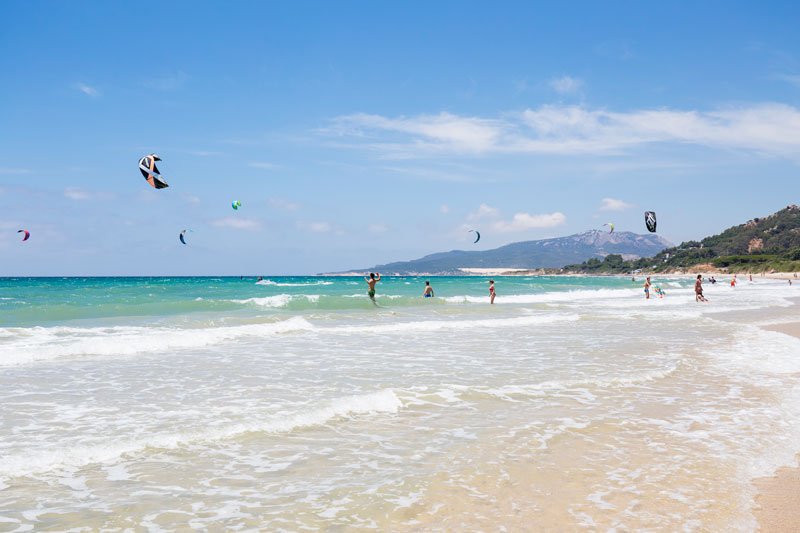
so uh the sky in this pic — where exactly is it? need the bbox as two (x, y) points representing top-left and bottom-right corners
(1, 1), (799, 275)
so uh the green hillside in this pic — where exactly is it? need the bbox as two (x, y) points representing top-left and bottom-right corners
(564, 205), (800, 274)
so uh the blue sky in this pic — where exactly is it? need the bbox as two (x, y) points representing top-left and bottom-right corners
(1, 1), (799, 275)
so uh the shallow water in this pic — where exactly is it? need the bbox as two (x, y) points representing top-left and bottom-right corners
(0, 276), (798, 530)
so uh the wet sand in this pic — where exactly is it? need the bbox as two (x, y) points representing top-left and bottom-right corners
(754, 321), (800, 532)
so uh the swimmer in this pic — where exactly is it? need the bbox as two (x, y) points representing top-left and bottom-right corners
(423, 280), (435, 298)
(489, 279), (496, 304)
(365, 272), (381, 304)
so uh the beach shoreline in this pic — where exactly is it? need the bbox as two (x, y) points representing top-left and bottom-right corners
(753, 320), (800, 532)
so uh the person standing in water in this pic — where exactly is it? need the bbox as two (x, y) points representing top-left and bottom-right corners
(365, 272), (381, 303)
(488, 279), (496, 304)
(644, 276), (652, 299)
(423, 281), (435, 298)
(695, 274), (708, 302)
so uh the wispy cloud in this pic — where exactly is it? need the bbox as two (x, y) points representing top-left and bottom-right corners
(599, 198), (634, 211)
(188, 150), (222, 157)
(75, 82), (100, 97)
(368, 223), (388, 234)
(492, 212), (566, 232)
(326, 112), (504, 154)
(549, 75), (584, 94)
(64, 187), (91, 200)
(268, 198), (300, 211)
(324, 103), (800, 160)
(63, 187), (115, 201)
(775, 74), (800, 88)
(0, 168), (31, 175)
(143, 71), (187, 91)
(297, 221), (332, 233)
(468, 204), (500, 221)
(212, 217), (261, 230)
(440, 204), (450, 214)
(249, 162), (280, 170)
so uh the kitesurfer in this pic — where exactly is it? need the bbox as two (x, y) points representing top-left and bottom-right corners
(423, 281), (434, 298)
(365, 272), (381, 303)
(489, 280), (496, 304)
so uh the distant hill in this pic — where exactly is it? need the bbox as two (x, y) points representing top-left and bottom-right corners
(564, 205), (800, 274)
(336, 231), (672, 275)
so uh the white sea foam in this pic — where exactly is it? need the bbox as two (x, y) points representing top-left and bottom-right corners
(0, 316), (315, 366)
(443, 288), (642, 305)
(328, 313), (579, 335)
(232, 294), (321, 307)
(0, 389), (401, 480)
(256, 279), (333, 287)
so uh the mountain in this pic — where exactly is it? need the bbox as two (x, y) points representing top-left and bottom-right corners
(339, 231), (672, 275)
(564, 204), (800, 274)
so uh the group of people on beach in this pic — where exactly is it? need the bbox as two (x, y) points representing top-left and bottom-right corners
(365, 273), (496, 304)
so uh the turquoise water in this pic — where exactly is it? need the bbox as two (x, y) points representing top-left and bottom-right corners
(1, 276), (800, 530)
(0, 275), (635, 327)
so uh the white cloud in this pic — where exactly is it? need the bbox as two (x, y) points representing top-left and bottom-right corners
(328, 112), (504, 153)
(250, 162), (279, 170)
(297, 221), (331, 233)
(143, 71), (187, 91)
(189, 150), (222, 157)
(599, 198), (634, 211)
(212, 217), (260, 230)
(549, 76), (584, 94)
(776, 74), (800, 88)
(368, 223), (388, 234)
(492, 212), (566, 232)
(468, 204), (499, 221)
(268, 198), (300, 211)
(75, 83), (99, 97)
(64, 187), (91, 200)
(184, 194), (201, 205)
(440, 204), (450, 214)
(325, 103), (800, 160)
(0, 168), (31, 175)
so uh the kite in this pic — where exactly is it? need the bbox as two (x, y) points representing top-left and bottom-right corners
(17, 229), (30, 242)
(603, 222), (615, 234)
(138, 154), (169, 189)
(469, 229), (481, 243)
(645, 211), (657, 233)
(179, 230), (188, 245)
(231, 200), (242, 210)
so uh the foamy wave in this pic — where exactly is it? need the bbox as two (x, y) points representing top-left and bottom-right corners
(328, 313), (579, 335)
(233, 294), (320, 307)
(484, 362), (680, 400)
(0, 389), (401, 480)
(256, 279), (333, 287)
(0, 317), (315, 366)
(443, 288), (642, 305)
(708, 326), (800, 374)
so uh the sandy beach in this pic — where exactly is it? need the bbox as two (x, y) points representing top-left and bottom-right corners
(753, 320), (800, 532)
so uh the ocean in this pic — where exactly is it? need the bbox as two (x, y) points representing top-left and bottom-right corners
(1, 275), (798, 530)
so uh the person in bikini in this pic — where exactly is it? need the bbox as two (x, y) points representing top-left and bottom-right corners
(695, 274), (708, 302)
(365, 272), (381, 303)
(489, 279), (496, 304)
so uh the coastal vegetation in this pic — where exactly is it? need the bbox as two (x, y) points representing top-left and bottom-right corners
(563, 205), (800, 274)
